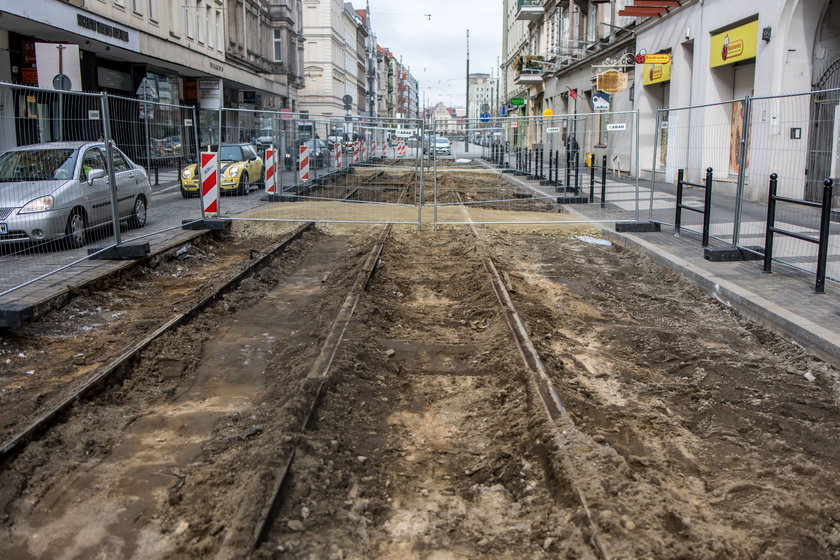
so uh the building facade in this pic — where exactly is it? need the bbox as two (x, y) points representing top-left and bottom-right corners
(503, 0), (839, 205)
(297, 0), (368, 118)
(0, 0), (305, 152)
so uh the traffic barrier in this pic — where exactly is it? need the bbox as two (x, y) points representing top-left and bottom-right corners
(264, 147), (277, 195)
(200, 151), (219, 216)
(335, 143), (343, 169)
(361, 139), (368, 161)
(764, 175), (834, 293)
(397, 141), (406, 157)
(299, 144), (311, 182)
(353, 141), (360, 164)
(382, 139), (387, 158)
(675, 168), (714, 247)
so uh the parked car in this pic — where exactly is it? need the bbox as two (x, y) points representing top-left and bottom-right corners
(180, 143), (263, 197)
(285, 139), (330, 170)
(433, 137), (452, 156)
(0, 141), (152, 249)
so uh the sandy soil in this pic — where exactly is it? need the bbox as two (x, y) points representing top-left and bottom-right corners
(0, 169), (838, 559)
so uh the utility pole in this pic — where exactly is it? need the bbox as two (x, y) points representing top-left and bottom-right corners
(465, 29), (470, 153)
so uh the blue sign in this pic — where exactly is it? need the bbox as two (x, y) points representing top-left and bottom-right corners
(592, 92), (611, 111)
(500, 105), (508, 117)
(480, 113), (490, 122)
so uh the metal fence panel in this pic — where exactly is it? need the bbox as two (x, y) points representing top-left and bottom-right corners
(215, 109), (424, 226)
(743, 91), (839, 281)
(433, 111), (641, 227)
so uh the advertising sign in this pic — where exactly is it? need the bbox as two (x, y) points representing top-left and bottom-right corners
(592, 92), (611, 111)
(596, 70), (628, 94)
(711, 20), (759, 68)
(198, 79), (222, 110)
(643, 62), (672, 86)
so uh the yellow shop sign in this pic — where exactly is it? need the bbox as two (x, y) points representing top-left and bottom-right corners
(711, 20), (759, 68)
(643, 62), (671, 86)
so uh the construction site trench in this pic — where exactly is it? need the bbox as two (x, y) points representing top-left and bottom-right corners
(0, 169), (839, 560)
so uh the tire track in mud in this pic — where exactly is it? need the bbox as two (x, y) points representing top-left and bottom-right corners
(260, 229), (599, 559)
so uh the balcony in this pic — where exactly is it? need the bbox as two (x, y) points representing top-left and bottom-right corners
(514, 54), (549, 85)
(515, 69), (546, 85)
(516, 0), (544, 21)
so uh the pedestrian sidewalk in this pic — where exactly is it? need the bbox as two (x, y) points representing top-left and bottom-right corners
(493, 162), (840, 369)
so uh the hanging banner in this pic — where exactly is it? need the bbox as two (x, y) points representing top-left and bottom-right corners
(710, 20), (759, 68)
(643, 62), (672, 86)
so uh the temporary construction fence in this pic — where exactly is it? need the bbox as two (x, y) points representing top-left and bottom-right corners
(1, 78), (837, 308)
(431, 111), (642, 227)
(213, 108), (425, 226)
(651, 88), (840, 284)
(0, 81), (202, 300)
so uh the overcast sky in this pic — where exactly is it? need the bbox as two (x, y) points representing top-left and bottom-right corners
(366, 0), (503, 110)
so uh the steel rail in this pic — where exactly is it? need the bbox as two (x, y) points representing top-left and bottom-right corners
(0, 223), (315, 464)
(450, 186), (611, 560)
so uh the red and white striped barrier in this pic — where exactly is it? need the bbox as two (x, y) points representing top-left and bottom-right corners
(369, 139), (375, 160)
(361, 139), (368, 161)
(335, 143), (343, 169)
(299, 144), (310, 182)
(200, 151), (219, 216)
(264, 147), (277, 195)
(352, 141), (360, 164)
(381, 139), (387, 158)
(397, 140), (406, 158)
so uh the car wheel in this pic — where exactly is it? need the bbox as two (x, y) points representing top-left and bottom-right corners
(180, 187), (191, 199)
(129, 196), (147, 229)
(64, 209), (87, 249)
(238, 172), (250, 196)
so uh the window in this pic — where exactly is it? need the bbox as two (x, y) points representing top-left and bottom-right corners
(81, 149), (106, 181)
(184, 4), (192, 38)
(110, 149), (130, 172)
(216, 10), (223, 51)
(273, 29), (282, 62)
(207, 6), (213, 48)
(197, 1), (204, 44)
(132, 0), (142, 14)
(148, 0), (157, 21)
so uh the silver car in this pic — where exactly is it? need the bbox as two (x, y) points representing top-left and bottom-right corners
(0, 141), (152, 249)
(433, 137), (452, 156)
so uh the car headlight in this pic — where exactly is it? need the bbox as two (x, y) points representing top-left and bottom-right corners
(19, 195), (55, 214)
(228, 167), (239, 177)
(182, 169), (192, 179)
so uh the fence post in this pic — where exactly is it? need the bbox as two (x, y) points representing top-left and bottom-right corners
(600, 154), (608, 209)
(99, 92), (122, 245)
(650, 109), (663, 223)
(732, 96), (752, 248)
(816, 178), (834, 294)
(589, 161), (596, 202)
(763, 173), (778, 274)
(675, 168), (685, 234)
(702, 167), (713, 247)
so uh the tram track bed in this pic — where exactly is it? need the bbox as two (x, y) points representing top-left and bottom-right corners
(0, 182), (838, 559)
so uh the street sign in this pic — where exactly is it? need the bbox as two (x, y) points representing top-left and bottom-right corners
(136, 77), (158, 100)
(139, 104), (154, 120)
(480, 114), (490, 122)
(510, 121), (519, 128)
(510, 97), (525, 106)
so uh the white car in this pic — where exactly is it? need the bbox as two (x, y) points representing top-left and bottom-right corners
(433, 137), (452, 156)
(0, 141), (152, 249)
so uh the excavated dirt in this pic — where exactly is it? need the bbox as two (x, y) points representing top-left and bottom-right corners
(0, 169), (839, 559)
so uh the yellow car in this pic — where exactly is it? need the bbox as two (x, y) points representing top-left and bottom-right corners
(180, 143), (264, 198)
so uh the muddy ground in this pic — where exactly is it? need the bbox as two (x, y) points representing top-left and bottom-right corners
(0, 170), (839, 559)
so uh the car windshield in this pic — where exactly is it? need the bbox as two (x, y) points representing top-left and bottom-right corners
(219, 145), (245, 161)
(0, 148), (78, 182)
(435, 138), (450, 144)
